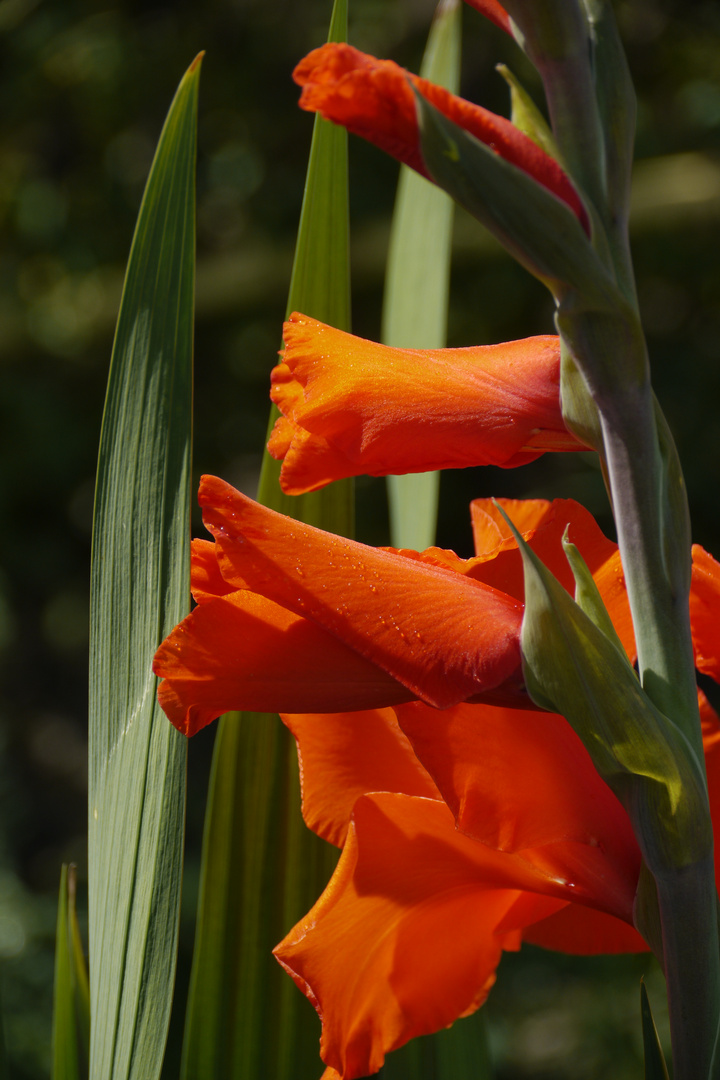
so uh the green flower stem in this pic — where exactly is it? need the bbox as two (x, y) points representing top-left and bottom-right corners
(502, 0), (607, 214)
(654, 858), (720, 1080)
(561, 297), (720, 1077)
(598, 397), (698, 749)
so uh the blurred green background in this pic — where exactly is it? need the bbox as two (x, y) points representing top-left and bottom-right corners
(1, 0), (720, 1075)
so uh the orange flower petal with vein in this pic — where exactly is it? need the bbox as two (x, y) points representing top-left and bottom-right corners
(196, 475), (524, 709)
(293, 44), (588, 227)
(274, 792), (579, 1080)
(281, 709), (440, 847)
(268, 314), (584, 495)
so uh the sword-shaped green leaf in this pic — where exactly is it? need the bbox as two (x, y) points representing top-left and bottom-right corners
(180, 2), (352, 1077)
(384, 0), (460, 551)
(52, 865), (90, 1080)
(641, 980), (670, 1080)
(88, 54), (200, 1080)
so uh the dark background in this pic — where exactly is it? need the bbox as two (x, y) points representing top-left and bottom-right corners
(1, 0), (720, 1074)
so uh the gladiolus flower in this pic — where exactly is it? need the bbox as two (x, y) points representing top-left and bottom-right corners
(268, 313), (586, 495)
(152, 476), (530, 736)
(153, 483), (720, 1076)
(271, 499), (720, 1080)
(293, 43), (588, 228)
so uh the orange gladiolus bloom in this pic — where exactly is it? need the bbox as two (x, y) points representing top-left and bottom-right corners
(293, 43), (588, 229)
(268, 313), (586, 495)
(272, 498), (720, 1080)
(152, 476), (530, 736)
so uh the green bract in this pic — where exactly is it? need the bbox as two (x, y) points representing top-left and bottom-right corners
(497, 505), (712, 876)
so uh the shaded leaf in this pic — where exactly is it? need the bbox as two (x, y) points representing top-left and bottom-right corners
(641, 979), (670, 1080)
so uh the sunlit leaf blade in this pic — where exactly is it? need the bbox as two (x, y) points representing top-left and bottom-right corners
(88, 55), (200, 1080)
(180, 1), (351, 1077)
(641, 980), (670, 1080)
(384, 0), (460, 551)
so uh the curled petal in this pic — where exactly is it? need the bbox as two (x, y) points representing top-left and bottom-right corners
(198, 475), (525, 709)
(269, 314), (583, 494)
(281, 709), (440, 847)
(274, 793), (575, 1080)
(190, 539), (234, 602)
(293, 44), (587, 224)
(153, 592), (413, 736)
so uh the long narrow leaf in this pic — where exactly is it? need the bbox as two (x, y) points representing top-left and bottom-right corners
(641, 980), (670, 1080)
(52, 865), (79, 1080)
(52, 865), (90, 1080)
(179, 2), (352, 1076)
(88, 55), (200, 1080)
(384, 0), (460, 551)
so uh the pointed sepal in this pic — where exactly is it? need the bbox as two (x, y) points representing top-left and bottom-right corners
(495, 503), (712, 876)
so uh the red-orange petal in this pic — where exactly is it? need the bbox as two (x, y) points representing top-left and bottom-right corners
(463, 0), (512, 34)
(690, 544), (720, 682)
(396, 701), (640, 925)
(153, 592), (414, 736)
(281, 709), (441, 847)
(293, 44), (587, 226)
(268, 313), (583, 495)
(523, 903), (648, 954)
(470, 497), (636, 660)
(190, 538), (234, 602)
(198, 475), (525, 709)
(274, 792), (577, 1079)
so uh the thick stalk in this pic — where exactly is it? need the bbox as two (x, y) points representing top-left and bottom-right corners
(566, 314), (720, 1075)
(597, 389), (700, 756)
(655, 858), (720, 1080)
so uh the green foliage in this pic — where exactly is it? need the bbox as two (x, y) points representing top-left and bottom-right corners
(383, 0), (460, 551)
(88, 55), (200, 1080)
(641, 980), (670, 1080)
(52, 865), (89, 1080)
(415, 93), (613, 303)
(381, 1011), (492, 1080)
